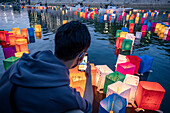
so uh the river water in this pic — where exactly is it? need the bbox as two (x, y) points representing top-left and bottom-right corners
(0, 7), (170, 112)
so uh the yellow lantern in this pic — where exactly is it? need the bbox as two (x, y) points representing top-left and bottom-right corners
(157, 25), (165, 36)
(12, 28), (21, 35)
(135, 17), (139, 24)
(126, 15), (129, 21)
(120, 32), (128, 38)
(163, 28), (170, 40)
(129, 11), (132, 15)
(104, 14), (107, 21)
(159, 27), (168, 39)
(15, 51), (29, 58)
(15, 39), (29, 53)
(154, 23), (161, 33)
(62, 10), (64, 15)
(35, 25), (42, 38)
(80, 12), (83, 17)
(63, 20), (67, 25)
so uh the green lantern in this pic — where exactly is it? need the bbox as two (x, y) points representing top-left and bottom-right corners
(78, 12), (80, 17)
(129, 19), (134, 24)
(115, 30), (122, 37)
(103, 71), (125, 94)
(121, 39), (133, 51)
(3, 56), (20, 70)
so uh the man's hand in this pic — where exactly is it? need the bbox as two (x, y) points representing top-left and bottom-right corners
(85, 61), (91, 78)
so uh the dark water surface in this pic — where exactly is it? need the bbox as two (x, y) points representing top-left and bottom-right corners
(0, 8), (170, 112)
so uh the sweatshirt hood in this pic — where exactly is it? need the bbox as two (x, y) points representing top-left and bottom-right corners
(9, 50), (70, 88)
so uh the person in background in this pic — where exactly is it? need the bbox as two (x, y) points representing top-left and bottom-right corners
(0, 21), (93, 113)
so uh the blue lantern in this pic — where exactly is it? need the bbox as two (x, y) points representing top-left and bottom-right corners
(27, 28), (35, 43)
(148, 12), (151, 17)
(100, 16), (104, 23)
(147, 22), (152, 31)
(121, 27), (129, 32)
(143, 20), (148, 25)
(111, 16), (114, 23)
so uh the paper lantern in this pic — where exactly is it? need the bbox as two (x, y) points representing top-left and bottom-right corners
(99, 93), (127, 113)
(126, 55), (141, 74)
(121, 27), (128, 32)
(115, 37), (124, 49)
(163, 28), (170, 40)
(3, 56), (19, 70)
(123, 74), (139, 102)
(27, 28), (35, 43)
(5, 33), (13, 44)
(140, 18), (145, 24)
(115, 30), (122, 37)
(107, 81), (131, 103)
(115, 54), (127, 69)
(104, 14), (107, 21)
(96, 65), (113, 93)
(129, 23), (135, 30)
(150, 22), (157, 33)
(147, 21), (152, 31)
(0, 31), (8, 41)
(15, 51), (28, 58)
(126, 14), (129, 21)
(154, 23), (161, 33)
(9, 34), (16, 45)
(69, 66), (86, 97)
(159, 27), (167, 39)
(21, 28), (28, 37)
(15, 39), (29, 53)
(100, 16), (104, 23)
(135, 17), (139, 24)
(126, 33), (135, 46)
(111, 16), (115, 23)
(135, 81), (165, 110)
(35, 25), (42, 38)
(121, 39), (132, 51)
(120, 32), (128, 39)
(103, 71), (125, 94)
(143, 19), (148, 25)
(118, 15), (122, 22)
(3, 46), (16, 59)
(141, 25), (147, 32)
(12, 28), (21, 35)
(90, 63), (97, 86)
(138, 55), (153, 74)
(157, 25), (165, 36)
(114, 47), (121, 56)
(129, 19), (134, 24)
(116, 62), (136, 75)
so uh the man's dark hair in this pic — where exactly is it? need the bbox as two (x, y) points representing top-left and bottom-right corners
(55, 21), (91, 61)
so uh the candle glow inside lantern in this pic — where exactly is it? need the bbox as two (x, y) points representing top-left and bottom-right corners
(3, 56), (20, 70)
(126, 33), (135, 46)
(5, 33), (13, 44)
(15, 39), (29, 53)
(116, 62), (136, 75)
(99, 93), (127, 113)
(103, 71), (125, 94)
(126, 55), (141, 74)
(154, 23), (161, 33)
(123, 74), (139, 103)
(35, 25), (42, 38)
(106, 81), (131, 103)
(135, 32), (142, 39)
(163, 28), (170, 40)
(9, 34), (16, 45)
(90, 63), (97, 86)
(3, 46), (16, 59)
(121, 39), (133, 51)
(0, 31), (8, 41)
(135, 17), (139, 24)
(115, 54), (127, 69)
(138, 55), (153, 74)
(115, 30), (122, 37)
(116, 37), (125, 49)
(120, 32), (128, 39)
(96, 65), (113, 93)
(12, 28), (21, 35)
(135, 81), (165, 110)
(69, 66), (86, 97)
(15, 51), (29, 58)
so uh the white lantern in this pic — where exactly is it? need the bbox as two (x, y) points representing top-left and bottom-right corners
(104, 14), (107, 21)
(106, 81), (131, 103)
(123, 74), (139, 103)
(135, 32), (142, 39)
(96, 65), (113, 93)
(126, 33), (135, 46)
(163, 28), (170, 40)
(115, 54), (127, 69)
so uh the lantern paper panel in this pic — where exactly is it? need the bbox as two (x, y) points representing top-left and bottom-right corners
(3, 46), (16, 59)
(126, 55), (141, 74)
(21, 28), (28, 37)
(138, 55), (153, 74)
(116, 62), (136, 75)
(15, 51), (29, 58)
(3, 56), (20, 70)
(115, 30), (122, 37)
(123, 74), (139, 103)
(115, 54), (127, 69)
(135, 32), (142, 39)
(126, 33), (135, 46)
(12, 28), (21, 35)
(120, 32), (128, 39)
(116, 37), (125, 49)
(96, 65), (113, 93)
(0, 31), (8, 41)
(99, 93), (127, 113)
(121, 39), (132, 51)
(114, 47), (121, 56)
(103, 71), (125, 94)
(62, 20), (67, 25)
(90, 63), (97, 86)
(15, 39), (29, 53)
(5, 33), (13, 44)
(106, 81), (131, 103)
(135, 81), (165, 110)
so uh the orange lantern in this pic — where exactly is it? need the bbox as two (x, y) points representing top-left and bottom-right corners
(90, 63), (97, 86)
(15, 39), (29, 53)
(35, 25), (42, 38)
(135, 81), (165, 110)
(21, 28), (28, 37)
(120, 32), (128, 38)
(62, 20), (67, 25)
(12, 28), (21, 35)
(9, 34), (16, 45)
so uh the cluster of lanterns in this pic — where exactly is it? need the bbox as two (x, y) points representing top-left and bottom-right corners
(0, 25), (42, 71)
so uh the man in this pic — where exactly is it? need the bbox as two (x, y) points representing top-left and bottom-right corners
(0, 21), (93, 113)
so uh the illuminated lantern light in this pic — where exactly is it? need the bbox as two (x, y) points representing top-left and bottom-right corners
(0, 31), (8, 41)
(163, 28), (170, 40)
(135, 17), (139, 24)
(135, 81), (165, 110)
(129, 23), (135, 33)
(96, 65), (113, 93)
(118, 15), (121, 22)
(27, 28), (35, 43)
(62, 20), (67, 25)
(106, 81), (131, 103)
(103, 71), (125, 94)
(15, 51), (29, 58)
(62, 10), (64, 15)
(12, 28), (21, 36)
(5, 33), (13, 44)
(141, 32), (146, 38)
(123, 74), (139, 103)
(154, 23), (161, 33)
(126, 14), (129, 21)
(15, 39), (29, 53)
(147, 21), (152, 31)
(120, 32), (128, 39)
(135, 32), (142, 39)
(115, 54), (127, 69)
(9, 34), (16, 45)
(126, 33), (135, 47)
(109, 15), (112, 21)
(126, 55), (141, 74)
(115, 30), (122, 37)
(69, 66), (86, 97)
(104, 14), (107, 21)
(35, 25), (42, 38)
(3, 56), (19, 70)
(121, 39), (132, 51)
(99, 93), (127, 113)
(159, 27), (167, 39)
(150, 22), (157, 33)
(116, 62), (136, 75)
(100, 16), (104, 23)
(116, 37), (125, 49)
(138, 55), (153, 74)
(21, 28), (28, 37)
(121, 27), (129, 32)
(3, 46), (16, 59)
(90, 63), (97, 86)
(114, 47), (121, 56)
(143, 19), (148, 25)
(140, 18), (145, 24)
(157, 25), (165, 36)
(129, 11), (132, 15)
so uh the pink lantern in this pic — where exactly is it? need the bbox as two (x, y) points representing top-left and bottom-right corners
(5, 33), (13, 44)
(140, 18), (145, 24)
(118, 15), (122, 22)
(115, 54), (127, 69)
(116, 62), (136, 75)
(141, 25), (147, 32)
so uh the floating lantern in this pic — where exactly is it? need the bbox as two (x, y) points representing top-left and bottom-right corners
(138, 55), (153, 74)
(100, 16), (104, 23)
(135, 17), (139, 24)
(116, 62), (136, 75)
(126, 14), (129, 21)
(126, 55), (141, 74)
(3, 56), (20, 70)
(120, 32), (128, 39)
(69, 66), (86, 97)
(114, 47), (121, 56)
(115, 54), (127, 68)
(90, 63), (97, 86)
(121, 27), (129, 32)
(103, 71), (125, 94)
(15, 51), (29, 58)
(0, 31), (8, 41)
(5, 33), (13, 44)
(115, 30), (122, 37)
(104, 14), (107, 21)
(143, 19), (148, 25)
(96, 65), (113, 93)
(62, 20), (67, 25)
(159, 27), (167, 39)
(116, 37), (125, 49)
(111, 16), (115, 23)
(150, 22), (157, 33)
(147, 21), (152, 31)
(15, 39), (29, 53)
(62, 10), (64, 15)
(106, 81), (131, 103)
(135, 32), (142, 39)
(27, 28), (35, 43)
(118, 15), (122, 22)
(3, 46), (16, 59)
(135, 81), (165, 110)
(121, 39), (132, 51)
(9, 34), (16, 45)
(21, 28), (28, 37)
(129, 23), (135, 33)
(140, 18), (145, 24)
(12, 28), (21, 35)
(163, 28), (170, 40)
(162, 12), (165, 19)
(129, 19), (134, 24)
(99, 93), (127, 113)
(123, 74), (139, 102)
(154, 23), (161, 33)
(35, 25), (42, 38)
